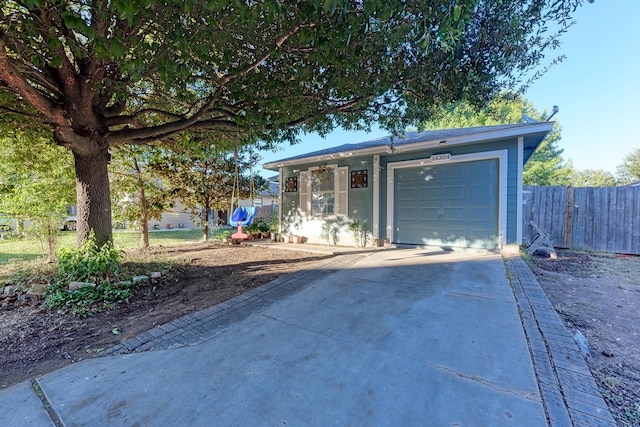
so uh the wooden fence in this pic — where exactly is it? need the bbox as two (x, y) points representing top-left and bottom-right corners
(523, 186), (640, 255)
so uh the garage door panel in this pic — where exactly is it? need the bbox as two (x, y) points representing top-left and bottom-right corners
(397, 187), (418, 201)
(442, 207), (465, 220)
(467, 206), (495, 218)
(468, 184), (494, 199)
(419, 207), (440, 221)
(394, 159), (499, 249)
(468, 161), (495, 176)
(419, 186), (440, 201)
(443, 185), (465, 200)
(396, 207), (418, 221)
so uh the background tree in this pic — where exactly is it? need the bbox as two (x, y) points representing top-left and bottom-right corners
(0, 0), (588, 247)
(423, 93), (574, 185)
(616, 147), (640, 184)
(571, 169), (617, 187)
(149, 140), (267, 241)
(110, 145), (172, 248)
(0, 118), (75, 260)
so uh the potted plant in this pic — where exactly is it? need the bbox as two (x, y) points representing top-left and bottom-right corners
(269, 210), (279, 241)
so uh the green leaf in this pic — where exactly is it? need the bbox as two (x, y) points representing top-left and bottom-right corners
(46, 37), (60, 49)
(323, 0), (337, 15)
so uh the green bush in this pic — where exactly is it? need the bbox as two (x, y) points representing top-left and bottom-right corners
(211, 228), (233, 241)
(57, 234), (121, 283)
(44, 233), (130, 316)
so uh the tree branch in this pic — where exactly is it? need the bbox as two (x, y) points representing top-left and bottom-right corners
(0, 37), (66, 125)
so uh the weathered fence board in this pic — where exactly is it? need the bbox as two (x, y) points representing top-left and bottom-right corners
(523, 186), (640, 255)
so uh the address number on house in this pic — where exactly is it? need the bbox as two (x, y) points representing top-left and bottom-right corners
(430, 153), (451, 162)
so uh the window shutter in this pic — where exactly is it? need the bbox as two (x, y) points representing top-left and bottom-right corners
(299, 171), (309, 214)
(336, 166), (348, 216)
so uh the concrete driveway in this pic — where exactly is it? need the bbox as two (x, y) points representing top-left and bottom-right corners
(0, 248), (613, 426)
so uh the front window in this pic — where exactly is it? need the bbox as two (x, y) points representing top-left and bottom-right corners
(311, 166), (335, 216)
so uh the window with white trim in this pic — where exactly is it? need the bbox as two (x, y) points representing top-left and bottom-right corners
(299, 165), (348, 217)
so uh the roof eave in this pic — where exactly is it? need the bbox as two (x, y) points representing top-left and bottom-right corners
(262, 122), (554, 170)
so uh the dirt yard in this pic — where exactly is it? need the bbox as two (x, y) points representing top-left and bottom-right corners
(527, 249), (640, 426)
(0, 243), (330, 390)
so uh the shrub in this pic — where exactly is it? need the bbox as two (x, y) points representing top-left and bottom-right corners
(44, 281), (132, 317)
(57, 234), (121, 283)
(44, 233), (130, 316)
(211, 228), (233, 242)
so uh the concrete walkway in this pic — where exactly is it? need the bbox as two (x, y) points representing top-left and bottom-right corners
(0, 248), (615, 426)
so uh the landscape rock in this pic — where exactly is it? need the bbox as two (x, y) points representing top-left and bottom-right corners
(27, 283), (49, 296)
(133, 275), (149, 283)
(118, 280), (133, 286)
(3, 285), (18, 296)
(150, 272), (162, 279)
(68, 281), (97, 291)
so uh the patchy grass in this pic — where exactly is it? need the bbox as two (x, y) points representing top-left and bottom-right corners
(0, 228), (227, 264)
(0, 228), (237, 286)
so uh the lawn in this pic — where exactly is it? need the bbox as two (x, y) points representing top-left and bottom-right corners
(0, 228), (229, 263)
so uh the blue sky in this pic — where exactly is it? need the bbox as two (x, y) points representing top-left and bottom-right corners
(259, 0), (639, 177)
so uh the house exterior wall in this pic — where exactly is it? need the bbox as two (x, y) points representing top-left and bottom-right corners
(278, 136), (522, 247)
(280, 155), (375, 246)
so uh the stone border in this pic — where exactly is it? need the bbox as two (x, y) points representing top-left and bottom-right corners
(103, 254), (365, 356)
(504, 255), (616, 427)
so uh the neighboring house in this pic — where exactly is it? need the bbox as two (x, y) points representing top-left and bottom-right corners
(152, 181), (279, 230)
(263, 122), (553, 249)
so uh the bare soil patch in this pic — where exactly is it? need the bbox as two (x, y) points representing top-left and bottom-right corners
(0, 243), (330, 389)
(527, 249), (640, 426)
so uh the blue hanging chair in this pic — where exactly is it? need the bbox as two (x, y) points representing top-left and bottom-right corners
(230, 206), (257, 241)
(229, 206), (257, 227)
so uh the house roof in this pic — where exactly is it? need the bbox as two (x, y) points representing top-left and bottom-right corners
(263, 122), (553, 170)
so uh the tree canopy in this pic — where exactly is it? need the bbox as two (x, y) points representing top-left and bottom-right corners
(617, 147), (640, 184)
(422, 93), (573, 185)
(149, 140), (267, 240)
(0, 116), (75, 259)
(571, 169), (617, 187)
(0, 0), (588, 246)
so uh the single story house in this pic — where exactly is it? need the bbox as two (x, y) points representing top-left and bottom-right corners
(263, 122), (553, 250)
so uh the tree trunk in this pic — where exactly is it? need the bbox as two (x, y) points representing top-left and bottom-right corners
(203, 207), (210, 241)
(74, 150), (113, 247)
(203, 219), (209, 241)
(139, 185), (150, 249)
(135, 158), (150, 249)
(46, 223), (56, 263)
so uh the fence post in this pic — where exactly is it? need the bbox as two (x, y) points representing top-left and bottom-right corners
(563, 186), (574, 248)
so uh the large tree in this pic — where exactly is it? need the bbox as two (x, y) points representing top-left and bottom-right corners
(616, 147), (640, 184)
(571, 169), (617, 187)
(0, 0), (586, 247)
(423, 93), (573, 185)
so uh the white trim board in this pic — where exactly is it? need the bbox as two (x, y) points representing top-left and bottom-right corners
(516, 137), (524, 245)
(386, 150), (509, 246)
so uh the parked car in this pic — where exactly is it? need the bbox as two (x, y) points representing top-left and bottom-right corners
(62, 216), (77, 231)
(0, 215), (14, 233)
